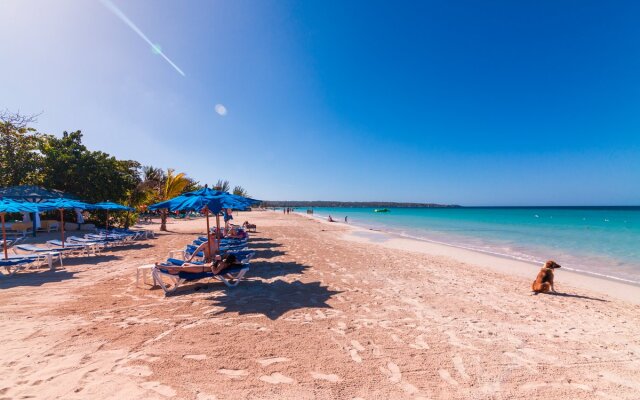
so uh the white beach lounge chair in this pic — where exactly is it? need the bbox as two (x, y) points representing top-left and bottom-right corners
(151, 263), (250, 295)
(0, 253), (55, 276)
(46, 240), (97, 257)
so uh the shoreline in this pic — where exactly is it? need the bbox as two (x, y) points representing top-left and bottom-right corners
(299, 212), (640, 305)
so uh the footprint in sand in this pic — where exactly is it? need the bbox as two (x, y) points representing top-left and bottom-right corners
(370, 342), (383, 357)
(259, 373), (295, 384)
(217, 369), (249, 379)
(114, 365), (153, 377)
(196, 394), (217, 400)
(409, 335), (430, 350)
(452, 356), (469, 381)
(257, 357), (290, 367)
(380, 362), (402, 383)
(140, 381), (176, 397)
(351, 340), (365, 351)
(349, 348), (362, 363)
(438, 369), (459, 386)
(311, 372), (342, 382)
(184, 354), (207, 361)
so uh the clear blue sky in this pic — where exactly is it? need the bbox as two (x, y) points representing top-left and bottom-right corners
(1, 0), (639, 206)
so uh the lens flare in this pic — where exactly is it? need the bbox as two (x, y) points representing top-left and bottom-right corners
(99, 0), (185, 77)
(215, 104), (227, 116)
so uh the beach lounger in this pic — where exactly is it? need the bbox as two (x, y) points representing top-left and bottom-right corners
(195, 237), (248, 246)
(165, 250), (254, 266)
(11, 249), (63, 270)
(85, 233), (130, 246)
(0, 258), (37, 276)
(68, 236), (106, 252)
(112, 228), (153, 239)
(47, 240), (97, 256)
(15, 244), (65, 268)
(151, 263), (250, 294)
(6, 236), (26, 249)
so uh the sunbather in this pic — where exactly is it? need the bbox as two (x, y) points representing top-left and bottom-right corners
(157, 254), (238, 275)
(226, 226), (248, 240)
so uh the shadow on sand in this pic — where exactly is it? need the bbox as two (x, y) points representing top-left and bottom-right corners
(248, 242), (283, 249)
(61, 254), (122, 267)
(248, 261), (309, 279)
(210, 279), (341, 320)
(0, 270), (77, 288)
(251, 249), (287, 260)
(249, 237), (273, 243)
(542, 291), (608, 302)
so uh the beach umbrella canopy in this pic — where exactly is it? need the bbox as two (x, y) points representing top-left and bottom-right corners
(86, 202), (134, 231)
(0, 185), (74, 201)
(148, 187), (260, 243)
(0, 199), (39, 259)
(88, 202), (134, 211)
(0, 185), (78, 237)
(37, 198), (91, 247)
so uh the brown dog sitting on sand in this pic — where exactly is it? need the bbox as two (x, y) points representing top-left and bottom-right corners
(531, 260), (562, 293)
(242, 221), (257, 232)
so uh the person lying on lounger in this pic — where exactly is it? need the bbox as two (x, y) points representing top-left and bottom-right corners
(226, 226), (248, 240)
(156, 254), (238, 275)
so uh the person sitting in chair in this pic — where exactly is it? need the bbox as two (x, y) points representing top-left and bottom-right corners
(187, 238), (218, 263)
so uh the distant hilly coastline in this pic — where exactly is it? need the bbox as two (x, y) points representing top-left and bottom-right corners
(261, 201), (461, 208)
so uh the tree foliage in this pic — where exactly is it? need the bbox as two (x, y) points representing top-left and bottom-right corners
(38, 130), (141, 203)
(0, 110), (44, 186)
(0, 109), (253, 228)
(213, 179), (230, 193)
(232, 185), (249, 197)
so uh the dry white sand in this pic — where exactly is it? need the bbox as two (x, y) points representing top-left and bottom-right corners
(1, 211), (639, 399)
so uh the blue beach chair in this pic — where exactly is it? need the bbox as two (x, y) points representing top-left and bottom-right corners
(0, 257), (37, 276)
(152, 263), (250, 294)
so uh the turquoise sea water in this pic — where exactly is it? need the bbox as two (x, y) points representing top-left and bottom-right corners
(298, 207), (640, 284)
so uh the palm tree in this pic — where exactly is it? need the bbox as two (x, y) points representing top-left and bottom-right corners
(214, 179), (230, 193)
(142, 166), (164, 189)
(232, 185), (249, 197)
(158, 168), (190, 231)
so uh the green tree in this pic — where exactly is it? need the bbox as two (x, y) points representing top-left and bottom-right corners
(232, 185), (249, 197)
(157, 168), (190, 231)
(0, 110), (44, 186)
(183, 177), (202, 193)
(213, 179), (230, 193)
(38, 130), (140, 203)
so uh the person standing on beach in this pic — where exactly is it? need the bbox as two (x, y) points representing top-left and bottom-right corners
(345, 216), (348, 223)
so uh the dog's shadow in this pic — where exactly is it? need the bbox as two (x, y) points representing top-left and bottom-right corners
(538, 291), (608, 302)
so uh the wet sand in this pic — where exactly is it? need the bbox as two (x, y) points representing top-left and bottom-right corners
(1, 211), (639, 399)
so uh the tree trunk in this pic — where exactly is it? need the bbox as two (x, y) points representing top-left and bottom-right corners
(160, 210), (168, 231)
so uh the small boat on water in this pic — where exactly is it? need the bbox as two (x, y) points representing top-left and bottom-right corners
(374, 208), (390, 213)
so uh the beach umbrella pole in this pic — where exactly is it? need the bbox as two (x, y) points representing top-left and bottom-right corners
(216, 213), (221, 250)
(1, 213), (7, 259)
(60, 209), (65, 248)
(204, 206), (211, 242)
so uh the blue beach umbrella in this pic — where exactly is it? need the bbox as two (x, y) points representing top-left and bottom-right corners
(89, 201), (134, 211)
(37, 198), (91, 247)
(149, 187), (259, 242)
(0, 199), (39, 259)
(88, 202), (134, 231)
